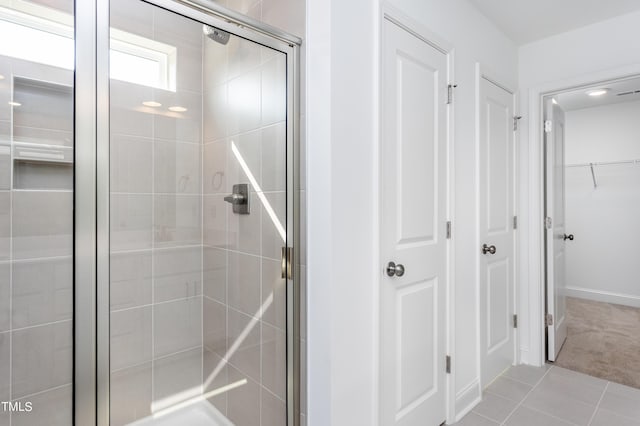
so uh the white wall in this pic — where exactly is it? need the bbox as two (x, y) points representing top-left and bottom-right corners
(564, 101), (640, 307)
(306, 0), (377, 424)
(565, 101), (640, 164)
(518, 11), (640, 365)
(306, 0), (517, 423)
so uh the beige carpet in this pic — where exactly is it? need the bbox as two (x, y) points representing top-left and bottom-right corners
(555, 297), (640, 389)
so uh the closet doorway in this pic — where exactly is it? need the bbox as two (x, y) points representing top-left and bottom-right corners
(544, 76), (640, 388)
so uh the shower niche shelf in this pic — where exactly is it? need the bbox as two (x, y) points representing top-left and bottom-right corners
(13, 142), (73, 190)
(11, 76), (73, 190)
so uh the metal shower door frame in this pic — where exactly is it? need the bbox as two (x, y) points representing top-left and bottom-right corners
(75, 0), (301, 424)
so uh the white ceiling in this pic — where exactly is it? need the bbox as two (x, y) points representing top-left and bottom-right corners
(467, 0), (640, 44)
(553, 77), (640, 111)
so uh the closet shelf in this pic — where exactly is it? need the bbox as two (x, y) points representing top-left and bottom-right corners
(565, 159), (640, 168)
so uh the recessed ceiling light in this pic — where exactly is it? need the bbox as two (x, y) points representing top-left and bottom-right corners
(142, 101), (162, 107)
(587, 89), (609, 97)
(168, 106), (187, 112)
(8, 101), (21, 107)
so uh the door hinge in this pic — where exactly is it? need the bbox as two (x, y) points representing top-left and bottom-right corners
(446, 221), (452, 239)
(545, 216), (552, 229)
(545, 313), (554, 327)
(513, 314), (518, 328)
(544, 120), (552, 133)
(447, 84), (457, 104)
(445, 355), (451, 374)
(281, 246), (293, 280)
(513, 115), (523, 131)
(513, 216), (518, 230)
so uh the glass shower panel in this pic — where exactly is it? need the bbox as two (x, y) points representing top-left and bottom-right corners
(0, 1), (75, 425)
(203, 20), (288, 426)
(108, 1), (288, 425)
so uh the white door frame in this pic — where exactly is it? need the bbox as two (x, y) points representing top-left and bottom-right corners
(475, 63), (519, 391)
(378, 3), (456, 424)
(524, 63), (640, 367)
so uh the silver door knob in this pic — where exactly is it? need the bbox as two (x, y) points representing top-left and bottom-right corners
(563, 234), (574, 241)
(482, 244), (497, 255)
(386, 261), (405, 277)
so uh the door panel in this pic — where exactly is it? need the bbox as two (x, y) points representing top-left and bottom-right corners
(487, 259), (509, 351)
(479, 77), (515, 387)
(381, 18), (448, 426)
(545, 100), (568, 361)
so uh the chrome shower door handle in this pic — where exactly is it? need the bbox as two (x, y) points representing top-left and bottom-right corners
(482, 244), (497, 255)
(386, 261), (405, 277)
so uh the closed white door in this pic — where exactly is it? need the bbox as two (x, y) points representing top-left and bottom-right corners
(545, 100), (568, 361)
(479, 77), (516, 387)
(380, 17), (448, 426)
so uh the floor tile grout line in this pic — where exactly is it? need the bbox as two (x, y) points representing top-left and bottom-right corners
(500, 365), (555, 425)
(516, 404), (582, 426)
(587, 381), (609, 426)
(470, 410), (501, 424)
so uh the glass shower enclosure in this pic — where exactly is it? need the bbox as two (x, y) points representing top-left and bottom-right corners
(0, 0), (300, 425)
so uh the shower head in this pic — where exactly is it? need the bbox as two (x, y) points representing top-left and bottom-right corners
(203, 25), (230, 45)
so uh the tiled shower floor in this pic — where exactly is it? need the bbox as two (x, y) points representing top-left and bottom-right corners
(455, 365), (640, 425)
(128, 400), (232, 426)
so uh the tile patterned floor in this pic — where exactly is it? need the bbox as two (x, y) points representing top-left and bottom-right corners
(455, 365), (640, 425)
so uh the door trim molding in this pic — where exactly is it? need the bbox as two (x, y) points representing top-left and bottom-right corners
(378, 3), (455, 423)
(524, 63), (640, 367)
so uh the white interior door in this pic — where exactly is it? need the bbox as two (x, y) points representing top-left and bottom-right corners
(380, 17), (448, 426)
(479, 77), (516, 387)
(545, 100), (568, 361)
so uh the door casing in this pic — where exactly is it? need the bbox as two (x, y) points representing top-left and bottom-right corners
(523, 66), (640, 367)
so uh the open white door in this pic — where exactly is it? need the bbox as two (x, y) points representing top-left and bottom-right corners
(479, 77), (516, 386)
(380, 17), (448, 426)
(544, 99), (568, 361)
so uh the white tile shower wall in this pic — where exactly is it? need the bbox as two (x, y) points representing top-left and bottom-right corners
(0, 36), (74, 425)
(108, 1), (205, 424)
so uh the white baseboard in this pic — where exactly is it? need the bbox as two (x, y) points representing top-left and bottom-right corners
(454, 379), (481, 422)
(565, 286), (640, 308)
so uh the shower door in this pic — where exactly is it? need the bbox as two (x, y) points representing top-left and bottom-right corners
(105, 1), (298, 425)
(0, 1), (76, 425)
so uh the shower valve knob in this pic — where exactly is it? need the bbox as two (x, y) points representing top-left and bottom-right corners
(563, 234), (574, 241)
(224, 184), (250, 214)
(224, 193), (246, 204)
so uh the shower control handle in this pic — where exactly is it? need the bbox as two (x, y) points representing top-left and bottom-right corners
(386, 261), (405, 277)
(224, 193), (246, 204)
(563, 233), (574, 241)
(482, 244), (497, 255)
(224, 184), (250, 214)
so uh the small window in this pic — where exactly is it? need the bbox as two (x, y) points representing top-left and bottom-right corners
(110, 29), (177, 91)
